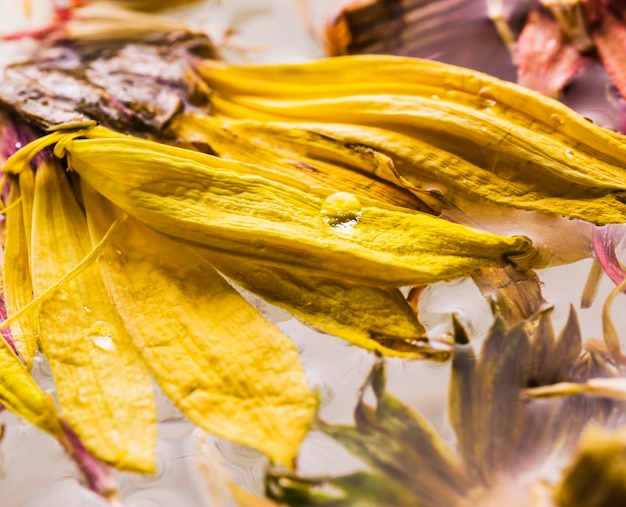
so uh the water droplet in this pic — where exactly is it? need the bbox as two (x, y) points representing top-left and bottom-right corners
(477, 87), (497, 108)
(77, 387), (89, 404)
(89, 321), (116, 351)
(14, 142), (22, 149)
(83, 305), (92, 313)
(321, 192), (362, 230)
(114, 248), (127, 264)
(564, 149), (574, 159)
(550, 113), (563, 127)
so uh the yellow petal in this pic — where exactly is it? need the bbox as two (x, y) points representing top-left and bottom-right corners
(57, 133), (534, 286)
(0, 334), (62, 436)
(208, 254), (448, 360)
(3, 178), (38, 368)
(201, 56), (626, 225)
(83, 186), (317, 466)
(31, 158), (156, 472)
(170, 114), (427, 211)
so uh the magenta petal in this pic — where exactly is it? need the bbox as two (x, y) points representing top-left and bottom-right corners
(59, 422), (119, 500)
(517, 8), (592, 97)
(591, 224), (626, 288)
(0, 299), (19, 357)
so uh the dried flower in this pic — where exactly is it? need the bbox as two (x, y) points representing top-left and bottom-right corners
(268, 308), (626, 506)
(3, 3), (626, 505)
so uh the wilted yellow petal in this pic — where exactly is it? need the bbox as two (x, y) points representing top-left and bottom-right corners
(83, 186), (317, 466)
(526, 378), (626, 400)
(0, 334), (62, 436)
(3, 179), (38, 368)
(32, 131), (535, 287)
(170, 114), (427, 211)
(200, 56), (626, 226)
(31, 158), (156, 472)
(602, 274), (626, 360)
(208, 254), (447, 360)
(16, 167), (36, 254)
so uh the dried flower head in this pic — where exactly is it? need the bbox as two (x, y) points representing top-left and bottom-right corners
(268, 307), (626, 507)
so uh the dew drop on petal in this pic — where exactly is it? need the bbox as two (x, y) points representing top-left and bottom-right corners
(89, 321), (116, 351)
(550, 113), (563, 127)
(477, 87), (496, 108)
(565, 149), (574, 159)
(321, 192), (362, 230)
(92, 335), (115, 351)
(77, 387), (89, 404)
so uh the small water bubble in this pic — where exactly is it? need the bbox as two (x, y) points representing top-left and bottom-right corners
(89, 321), (116, 351)
(550, 113), (563, 127)
(114, 248), (127, 264)
(83, 305), (92, 313)
(477, 87), (497, 108)
(564, 149), (574, 159)
(14, 142), (22, 150)
(77, 387), (89, 404)
(321, 192), (362, 230)
(92, 335), (115, 351)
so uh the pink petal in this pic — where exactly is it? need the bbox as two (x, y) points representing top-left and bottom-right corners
(591, 224), (626, 287)
(517, 8), (592, 97)
(593, 6), (626, 98)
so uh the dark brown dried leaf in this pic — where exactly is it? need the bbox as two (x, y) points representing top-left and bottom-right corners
(0, 34), (213, 132)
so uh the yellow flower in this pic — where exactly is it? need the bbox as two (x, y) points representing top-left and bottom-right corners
(0, 124), (318, 473)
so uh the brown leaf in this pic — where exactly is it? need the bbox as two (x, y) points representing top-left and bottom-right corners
(324, 0), (515, 79)
(471, 265), (548, 327)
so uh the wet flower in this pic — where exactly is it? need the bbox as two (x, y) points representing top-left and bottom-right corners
(0, 110), (319, 473)
(0, 2), (521, 496)
(3, 2), (626, 505)
(267, 306), (626, 506)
